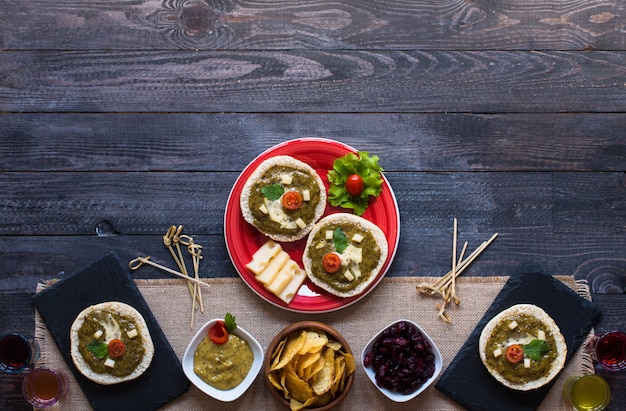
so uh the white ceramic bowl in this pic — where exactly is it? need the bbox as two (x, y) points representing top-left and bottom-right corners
(182, 319), (263, 402)
(361, 319), (443, 402)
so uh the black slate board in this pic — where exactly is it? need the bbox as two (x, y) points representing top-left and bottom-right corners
(33, 252), (190, 411)
(435, 271), (601, 411)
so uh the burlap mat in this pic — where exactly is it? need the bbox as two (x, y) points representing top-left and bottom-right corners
(35, 276), (594, 410)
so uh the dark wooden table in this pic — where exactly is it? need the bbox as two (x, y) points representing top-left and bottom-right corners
(1, 1), (625, 409)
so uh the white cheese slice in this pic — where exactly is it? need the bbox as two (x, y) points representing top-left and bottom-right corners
(266, 198), (298, 229)
(340, 245), (363, 265)
(266, 260), (298, 295)
(277, 267), (306, 304)
(256, 250), (290, 285)
(246, 240), (282, 275)
(104, 358), (116, 368)
(99, 313), (121, 343)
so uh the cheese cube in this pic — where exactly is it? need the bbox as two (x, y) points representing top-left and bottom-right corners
(493, 348), (502, 358)
(537, 330), (545, 341)
(127, 329), (138, 339)
(302, 189), (310, 201)
(281, 174), (293, 185)
(104, 358), (116, 368)
(93, 329), (103, 339)
(295, 218), (306, 229)
(277, 267), (306, 304)
(344, 270), (355, 281)
(508, 320), (518, 330)
(256, 250), (290, 285)
(246, 240), (282, 275)
(352, 233), (364, 243)
(524, 358), (531, 368)
(259, 204), (269, 214)
(325, 230), (333, 240)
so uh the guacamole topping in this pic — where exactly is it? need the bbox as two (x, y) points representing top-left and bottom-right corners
(484, 314), (558, 384)
(306, 221), (382, 293)
(248, 165), (322, 236)
(77, 310), (145, 377)
(193, 333), (254, 390)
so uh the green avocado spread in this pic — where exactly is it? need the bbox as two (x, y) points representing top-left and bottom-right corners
(248, 165), (322, 236)
(484, 314), (558, 384)
(77, 310), (145, 377)
(306, 221), (381, 293)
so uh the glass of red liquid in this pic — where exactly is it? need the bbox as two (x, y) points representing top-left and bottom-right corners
(595, 331), (626, 371)
(22, 368), (69, 408)
(0, 333), (40, 373)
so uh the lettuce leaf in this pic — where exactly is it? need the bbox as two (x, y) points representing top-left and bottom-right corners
(327, 151), (384, 216)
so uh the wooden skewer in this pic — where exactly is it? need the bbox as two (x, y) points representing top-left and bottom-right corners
(129, 256), (210, 289)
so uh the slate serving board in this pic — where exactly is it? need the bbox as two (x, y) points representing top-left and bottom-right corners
(435, 271), (601, 411)
(33, 252), (190, 411)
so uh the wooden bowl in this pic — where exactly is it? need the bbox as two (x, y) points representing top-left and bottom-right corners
(264, 321), (354, 410)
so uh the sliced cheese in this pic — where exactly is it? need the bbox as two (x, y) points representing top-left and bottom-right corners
(341, 244), (363, 265)
(256, 250), (290, 285)
(277, 267), (306, 304)
(100, 313), (121, 343)
(266, 260), (298, 295)
(246, 240), (282, 275)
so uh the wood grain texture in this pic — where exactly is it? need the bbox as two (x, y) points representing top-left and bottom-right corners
(2, 50), (626, 113)
(1, 0), (625, 51)
(1, 113), (626, 172)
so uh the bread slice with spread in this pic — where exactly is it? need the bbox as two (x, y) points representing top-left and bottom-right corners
(70, 301), (154, 385)
(240, 155), (327, 242)
(478, 304), (567, 391)
(303, 213), (388, 298)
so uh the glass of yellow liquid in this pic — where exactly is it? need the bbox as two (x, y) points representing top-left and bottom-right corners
(562, 374), (610, 411)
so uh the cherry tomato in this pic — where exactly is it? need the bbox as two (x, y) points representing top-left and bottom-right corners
(345, 174), (365, 197)
(281, 191), (304, 210)
(208, 320), (229, 344)
(322, 253), (342, 273)
(506, 344), (524, 364)
(108, 339), (126, 358)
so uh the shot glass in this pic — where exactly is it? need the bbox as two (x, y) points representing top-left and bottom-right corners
(22, 368), (69, 408)
(0, 333), (41, 373)
(594, 331), (626, 371)
(562, 374), (610, 411)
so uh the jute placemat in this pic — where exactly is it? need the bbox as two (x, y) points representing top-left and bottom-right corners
(35, 276), (594, 410)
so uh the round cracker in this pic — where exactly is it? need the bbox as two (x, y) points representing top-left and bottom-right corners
(478, 304), (567, 391)
(240, 155), (327, 242)
(70, 302), (154, 385)
(303, 213), (388, 298)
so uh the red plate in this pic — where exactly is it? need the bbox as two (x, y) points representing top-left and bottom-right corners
(224, 138), (400, 313)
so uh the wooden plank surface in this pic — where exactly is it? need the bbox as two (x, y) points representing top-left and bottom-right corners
(1, 0), (625, 409)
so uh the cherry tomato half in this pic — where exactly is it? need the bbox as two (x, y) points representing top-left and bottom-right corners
(506, 344), (524, 364)
(281, 191), (304, 210)
(345, 174), (365, 197)
(108, 339), (126, 358)
(208, 321), (229, 345)
(322, 253), (342, 273)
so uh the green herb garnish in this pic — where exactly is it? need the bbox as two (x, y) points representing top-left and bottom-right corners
(333, 227), (349, 253)
(327, 151), (383, 216)
(224, 312), (237, 333)
(87, 340), (109, 359)
(523, 339), (551, 361)
(261, 184), (284, 200)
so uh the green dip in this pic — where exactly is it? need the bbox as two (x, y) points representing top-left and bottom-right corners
(248, 165), (322, 236)
(193, 334), (254, 390)
(77, 311), (145, 377)
(306, 221), (382, 293)
(484, 314), (559, 384)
